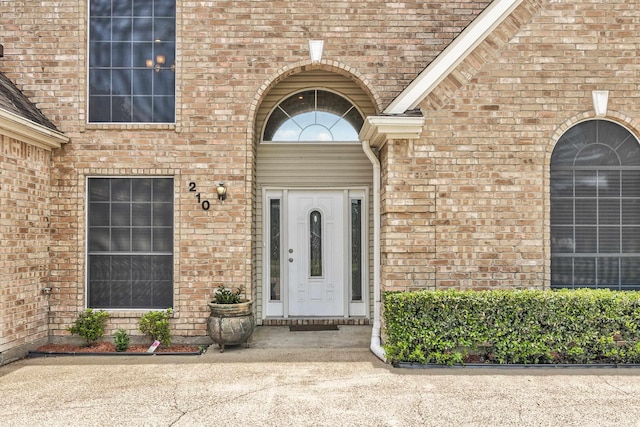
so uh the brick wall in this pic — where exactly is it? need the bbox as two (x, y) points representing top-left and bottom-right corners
(380, 0), (640, 291)
(0, 136), (51, 358)
(2, 0), (491, 340)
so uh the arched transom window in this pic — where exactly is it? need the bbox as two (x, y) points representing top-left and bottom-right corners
(551, 120), (640, 290)
(263, 89), (364, 142)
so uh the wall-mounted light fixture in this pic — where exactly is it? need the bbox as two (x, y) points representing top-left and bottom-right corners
(216, 182), (227, 203)
(309, 40), (324, 63)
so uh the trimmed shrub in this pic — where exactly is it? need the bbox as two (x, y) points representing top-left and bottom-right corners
(383, 289), (640, 365)
(138, 309), (173, 346)
(67, 308), (110, 346)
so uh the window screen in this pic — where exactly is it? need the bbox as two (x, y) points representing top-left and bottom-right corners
(551, 120), (640, 290)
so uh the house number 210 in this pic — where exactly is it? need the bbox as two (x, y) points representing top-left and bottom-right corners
(188, 182), (210, 211)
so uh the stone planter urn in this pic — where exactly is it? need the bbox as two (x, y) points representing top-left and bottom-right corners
(207, 300), (255, 352)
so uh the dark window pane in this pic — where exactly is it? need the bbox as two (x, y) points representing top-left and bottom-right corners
(551, 257), (573, 287)
(575, 171), (597, 197)
(133, 70), (152, 95)
(153, 228), (172, 252)
(599, 199), (620, 225)
(89, 178), (110, 201)
(310, 210), (322, 277)
(154, 281), (173, 308)
(153, 255), (173, 280)
(154, 178), (173, 201)
(550, 226), (574, 253)
(575, 200), (596, 224)
(111, 178), (131, 201)
(154, 0), (176, 17)
(89, 281), (110, 307)
(598, 257), (620, 288)
(132, 178), (152, 201)
(551, 172), (573, 198)
(89, 203), (109, 226)
(112, 96), (132, 122)
(90, 0), (111, 17)
(112, 256), (132, 281)
(89, 69), (111, 95)
(351, 199), (362, 301)
(89, 96), (111, 122)
(154, 18), (175, 41)
(153, 96), (175, 122)
(132, 17), (152, 41)
(621, 258), (640, 287)
(622, 227), (640, 253)
(153, 203), (173, 226)
(550, 199), (573, 225)
(132, 203), (151, 226)
(111, 42), (132, 67)
(269, 199), (281, 301)
(622, 171), (640, 197)
(133, 0), (153, 15)
(575, 226), (596, 253)
(89, 255), (111, 280)
(132, 228), (152, 251)
(574, 258), (596, 285)
(154, 69), (175, 96)
(599, 227), (620, 253)
(132, 96), (153, 122)
(88, 228), (110, 251)
(132, 42), (153, 68)
(111, 203), (130, 226)
(598, 170), (620, 198)
(622, 200), (640, 225)
(111, 281), (132, 307)
(89, 42), (111, 67)
(90, 17), (112, 42)
(132, 281), (153, 306)
(112, 228), (131, 251)
(112, 17), (132, 41)
(113, 0), (133, 16)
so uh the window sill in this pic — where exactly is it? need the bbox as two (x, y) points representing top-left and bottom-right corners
(85, 123), (176, 131)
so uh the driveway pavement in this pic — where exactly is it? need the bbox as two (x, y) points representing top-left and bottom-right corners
(1, 326), (640, 426)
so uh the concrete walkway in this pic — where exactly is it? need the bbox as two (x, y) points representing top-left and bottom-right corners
(2, 326), (640, 426)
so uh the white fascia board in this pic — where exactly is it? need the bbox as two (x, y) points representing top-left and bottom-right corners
(0, 108), (69, 150)
(384, 0), (524, 114)
(359, 116), (425, 148)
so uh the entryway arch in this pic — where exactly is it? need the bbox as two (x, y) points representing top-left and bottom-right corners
(253, 69), (377, 324)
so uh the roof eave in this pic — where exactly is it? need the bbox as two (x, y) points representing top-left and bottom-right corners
(0, 108), (69, 150)
(384, 0), (524, 115)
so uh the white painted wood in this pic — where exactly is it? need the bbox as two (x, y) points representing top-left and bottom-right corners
(287, 190), (345, 317)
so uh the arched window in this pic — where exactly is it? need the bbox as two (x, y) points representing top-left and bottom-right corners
(263, 89), (364, 142)
(551, 120), (640, 290)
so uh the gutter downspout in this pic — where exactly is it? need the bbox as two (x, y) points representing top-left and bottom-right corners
(362, 139), (386, 362)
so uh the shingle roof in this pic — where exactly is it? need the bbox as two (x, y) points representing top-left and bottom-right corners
(0, 71), (58, 131)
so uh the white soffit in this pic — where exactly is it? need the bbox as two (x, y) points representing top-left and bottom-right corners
(0, 108), (69, 150)
(384, 0), (524, 114)
(359, 116), (425, 148)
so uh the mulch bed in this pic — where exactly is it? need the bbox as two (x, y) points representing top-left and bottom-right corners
(33, 342), (202, 354)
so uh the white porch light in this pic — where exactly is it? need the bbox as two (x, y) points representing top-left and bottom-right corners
(309, 40), (324, 63)
(592, 90), (609, 117)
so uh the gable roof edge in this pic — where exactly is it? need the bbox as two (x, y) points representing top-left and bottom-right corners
(384, 0), (524, 115)
(0, 108), (69, 150)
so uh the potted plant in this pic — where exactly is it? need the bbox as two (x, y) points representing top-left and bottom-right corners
(207, 285), (255, 352)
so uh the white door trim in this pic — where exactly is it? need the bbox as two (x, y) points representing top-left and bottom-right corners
(262, 186), (369, 320)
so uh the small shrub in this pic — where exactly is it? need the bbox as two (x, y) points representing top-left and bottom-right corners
(212, 285), (243, 304)
(67, 308), (109, 346)
(114, 328), (130, 352)
(138, 309), (173, 346)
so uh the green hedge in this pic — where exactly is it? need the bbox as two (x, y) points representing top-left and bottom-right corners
(383, 289), (640, 365)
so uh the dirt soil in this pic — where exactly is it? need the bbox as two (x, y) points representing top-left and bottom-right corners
(35, 342), (201, 353)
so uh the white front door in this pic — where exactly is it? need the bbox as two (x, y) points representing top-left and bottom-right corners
(287, 190), (345, 316)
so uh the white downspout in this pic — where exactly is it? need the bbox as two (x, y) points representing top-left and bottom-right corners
(362, 140), (386, 362)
